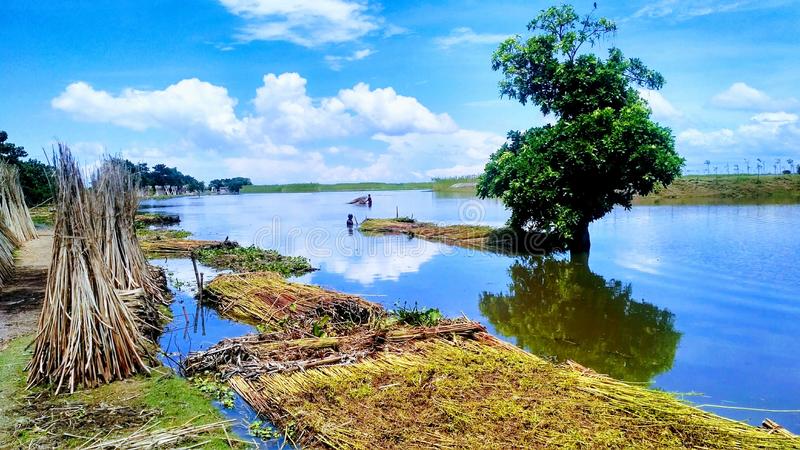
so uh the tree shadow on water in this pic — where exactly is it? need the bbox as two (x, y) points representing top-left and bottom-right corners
(479, 257), (681, 383)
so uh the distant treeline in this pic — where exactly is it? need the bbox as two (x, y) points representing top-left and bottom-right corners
(124, 161), (205, 192)
(125, 164), (252, 193)
(0, 131), (256, 204)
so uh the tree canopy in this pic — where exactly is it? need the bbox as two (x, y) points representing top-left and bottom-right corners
(478, 5), (684, 254)
(0, 131), (55, 205)
(129, 162), (205, 192)
(209, 177), (252, 193)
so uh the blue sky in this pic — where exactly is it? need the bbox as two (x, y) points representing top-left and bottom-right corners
(2, 0), (799, 182)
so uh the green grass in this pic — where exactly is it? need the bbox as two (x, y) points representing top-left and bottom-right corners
(431, 176), (480, 193)
(639, 174), (800, 204)
(429, 174), (800, 202)
(241, 181), (433, 194)
(195, 245), (315, 277)
(136, 228), (192, 241)
(0, 335), (245, 448)
(28, 205), (55, 226)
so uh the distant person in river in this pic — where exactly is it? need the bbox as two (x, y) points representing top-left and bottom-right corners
(347, 214), (358, 228)
(367, 194), (372, 208)
(346, 214), (358, 235)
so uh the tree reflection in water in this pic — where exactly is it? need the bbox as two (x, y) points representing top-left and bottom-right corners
(480, 257), (681, 383)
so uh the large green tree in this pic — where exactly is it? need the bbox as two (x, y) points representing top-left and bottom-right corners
(478, 5), (684, 254)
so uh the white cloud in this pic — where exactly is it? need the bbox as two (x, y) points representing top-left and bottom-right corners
(250, 73), (457, 141)
(711, 82), (798, 111)
(52, 73), (504, 183)
(325, 48), (374, 70)
(219, 0), (380, 47)
(633, 0), (788, 20)
(374, 129), (503, 161)
(638, 89), (683, 122)
(677, 111), (800, 164)
(435, 27), (508, 49)
(51, 79), (242, 134)
(338, 83), (457, 135)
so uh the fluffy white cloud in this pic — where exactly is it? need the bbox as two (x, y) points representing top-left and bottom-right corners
(51, 79), (242, 134)
(638, 89), (683, 122)
(434, 27), (508, 49)
(52, 73), (504, 183)
(219, 0), (379, 47)
(251, 73), (457, 141)
(678, 111), (800, 163)
(325, 48), (374, 70)
(710, 82), (798, 111)
(338, 84), (457, 135)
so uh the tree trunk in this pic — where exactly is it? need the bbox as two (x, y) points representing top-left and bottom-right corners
(569, 221), (591, 258)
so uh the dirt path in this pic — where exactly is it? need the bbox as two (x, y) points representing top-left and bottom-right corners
(0, 230), (52, 346)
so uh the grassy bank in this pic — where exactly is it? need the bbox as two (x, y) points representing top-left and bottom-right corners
(241, 181), (432, 194)
(0, 336), (244, 448)
(639, 174), (800, 204)
(430, 174), (800, 202)
(431, 176), (480, 193)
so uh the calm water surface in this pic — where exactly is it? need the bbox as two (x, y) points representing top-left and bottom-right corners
(144, 190), (800, 431)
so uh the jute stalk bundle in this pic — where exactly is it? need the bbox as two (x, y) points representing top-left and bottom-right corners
(0, 161), (37, 242)
(90, 157), (166, 306)
(0, 222), (18, 290)
(0, 161), (36, 289)
(27, 144), (148, 393)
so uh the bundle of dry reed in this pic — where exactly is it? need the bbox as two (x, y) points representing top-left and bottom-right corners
(231, 339), (796, 449)
(0, 161), (37, 242)
(91, 158), (166, 338)
(139, 238), (223, 258)
(27, 144), (148, 393)
(205, 271), (382, 326)
(0, 161), (37, 290)
(0, 223), (18, 290)
(184, 321), (486, 379)
(82, 420), (234, 449)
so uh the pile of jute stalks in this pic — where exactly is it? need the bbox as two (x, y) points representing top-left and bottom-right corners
(0, 160), (37, 290)
(26, 145), (168, 393)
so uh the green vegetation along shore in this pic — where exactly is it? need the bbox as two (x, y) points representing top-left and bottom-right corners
(0, 336), (245, 448)
(242, 181), (433, 194)
(432, 174), (800, 203)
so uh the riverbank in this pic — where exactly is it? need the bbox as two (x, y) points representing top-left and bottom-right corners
(430, 174), (800, 203)
(0, 228), (248, 448)
(637, 174), (800, 203)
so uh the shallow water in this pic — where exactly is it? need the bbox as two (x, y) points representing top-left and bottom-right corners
(143, 190), (800, 431)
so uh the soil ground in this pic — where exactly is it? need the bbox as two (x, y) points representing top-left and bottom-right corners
(0, 229), (52, 347)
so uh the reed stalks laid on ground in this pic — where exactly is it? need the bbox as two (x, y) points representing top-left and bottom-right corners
(27, 144), (149, 393)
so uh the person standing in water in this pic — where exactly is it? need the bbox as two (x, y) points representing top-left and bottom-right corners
(347, 214), (358, 235)
(367, 194), (372, 208)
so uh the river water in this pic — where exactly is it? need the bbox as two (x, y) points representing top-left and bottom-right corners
(143, 190), (800, 433)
